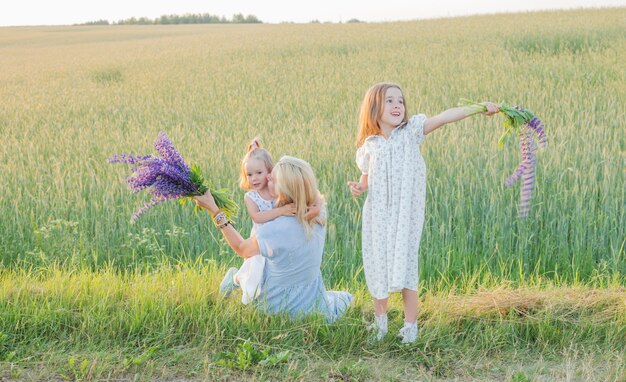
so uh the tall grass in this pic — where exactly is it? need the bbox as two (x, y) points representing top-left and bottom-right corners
(0, 9), (624, 285)
(0, 263), (624, 379)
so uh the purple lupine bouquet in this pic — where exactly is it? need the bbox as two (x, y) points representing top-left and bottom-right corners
(109, 132), (238, 223)
(461, 99), (547, 218)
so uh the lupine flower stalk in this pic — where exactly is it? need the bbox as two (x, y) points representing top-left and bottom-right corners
(460, 99), (546, 218)
(110, 132), (238, 223)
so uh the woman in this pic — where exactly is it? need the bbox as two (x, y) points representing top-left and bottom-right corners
(194, 156), (352, 323)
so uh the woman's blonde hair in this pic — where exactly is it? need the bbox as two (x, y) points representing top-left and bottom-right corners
(273, 156), (325, 237)
(356, 82), (409, 147)
(239, 137), (274, 190)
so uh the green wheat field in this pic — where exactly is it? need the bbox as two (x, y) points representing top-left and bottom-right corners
(1, 7), (625, 381)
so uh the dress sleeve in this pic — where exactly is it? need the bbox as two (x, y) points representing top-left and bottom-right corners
(255, 220), (279, 258)
(256, 238), (273, 258)
(406, 114), (427, 144)
(355, 144), (370, 175)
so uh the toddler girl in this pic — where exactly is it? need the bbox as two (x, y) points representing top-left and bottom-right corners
(220, 138), (296, 304)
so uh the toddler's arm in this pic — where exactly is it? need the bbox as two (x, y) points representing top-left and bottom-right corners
(347, 174), (368, 198)
(305, 194), (326, 226)
(305, 194), (323, 221)
(245, 196), (296, 224)
(423, 102), (499, 135)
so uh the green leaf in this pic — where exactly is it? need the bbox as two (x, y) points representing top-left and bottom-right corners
(189, 164), (209, 194)
(211, 187), (239, 224)
(259, 350), (290, 367)
(498, 130), (510, 148)
(272, 350), (290, 364)
(185, 163), (239, 221)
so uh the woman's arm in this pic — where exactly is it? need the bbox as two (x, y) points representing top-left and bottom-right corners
(423, 102), (499, 135)
(245, 196), (295, 224)
(216, 223), (260, 259)
(195, 192), (260, 259)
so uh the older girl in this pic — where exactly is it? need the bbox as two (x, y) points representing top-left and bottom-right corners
(348, 82), (499, 343)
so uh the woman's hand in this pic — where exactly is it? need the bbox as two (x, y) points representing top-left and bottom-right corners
(280, 203), (297, 216)
(193, 190), (219, 214)
(481, 102), (500, 116)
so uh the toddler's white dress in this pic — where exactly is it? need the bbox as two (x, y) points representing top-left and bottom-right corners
(235, 190), (272, 304)
(356, 114), (427, 299)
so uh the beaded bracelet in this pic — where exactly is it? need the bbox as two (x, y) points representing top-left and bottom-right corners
(212, 211), (227, 226)
(212, 210), (231, 229)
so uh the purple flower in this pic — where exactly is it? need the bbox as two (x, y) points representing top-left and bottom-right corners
(505, 116), (545, 218)
(153, 132), (190, 173)
(131, 196), (166, 223)
(527, 117), (547, 149)
(110, 132), (200, 222)
(108, 154), (154, 167)
(460, 99), (546, 218)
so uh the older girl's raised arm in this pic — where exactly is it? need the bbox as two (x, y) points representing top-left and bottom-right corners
(423, 102), (499, 135)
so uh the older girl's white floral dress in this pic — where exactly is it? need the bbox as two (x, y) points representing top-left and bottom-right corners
(356, 114), (427, 299)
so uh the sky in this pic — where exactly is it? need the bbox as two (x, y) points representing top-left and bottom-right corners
(1, 0), (625, 26)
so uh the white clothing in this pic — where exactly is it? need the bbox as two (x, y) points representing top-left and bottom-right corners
(356, 114), (427, 299)
(245, 190), (275, 223)
(236, 190), (274, 304)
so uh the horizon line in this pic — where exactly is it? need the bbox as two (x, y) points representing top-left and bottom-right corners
(0, 5), (624, 28)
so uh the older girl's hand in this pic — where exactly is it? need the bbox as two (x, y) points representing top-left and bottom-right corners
(347, 181), (366, 197)
(481, 102), (500, 116)
(194, 190), (219, 214)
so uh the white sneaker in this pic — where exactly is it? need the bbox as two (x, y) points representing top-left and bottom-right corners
(219, 267), (239, 298)
(367, 315), (388, 343)
(398, 322), (418, 344)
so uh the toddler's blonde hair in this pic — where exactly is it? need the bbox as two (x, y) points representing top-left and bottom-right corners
(239, 137), (274, 190)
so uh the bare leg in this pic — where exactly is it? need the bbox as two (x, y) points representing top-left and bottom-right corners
(373, 297), (388, 316)
(401, 289), (418, 323)
(369, 297), (389, 341)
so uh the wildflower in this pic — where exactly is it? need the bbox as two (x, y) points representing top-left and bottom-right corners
(461, 100), (546, 218)
(110, 132), (238, 223)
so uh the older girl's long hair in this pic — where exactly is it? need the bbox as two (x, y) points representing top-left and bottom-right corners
(239, 137), (274, 190)
(272, 156), (325, 237)
(356, 82), (409, 147)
